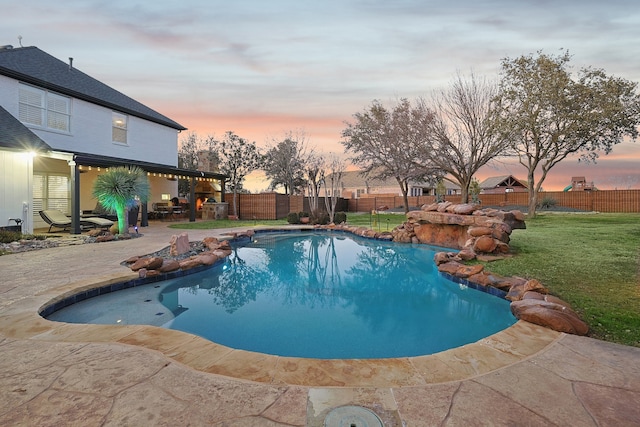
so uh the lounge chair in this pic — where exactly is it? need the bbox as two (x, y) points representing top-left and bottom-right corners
(81, 216), (114, 230)
(39, 209), (71, 232)
(39, 209), (114, 232)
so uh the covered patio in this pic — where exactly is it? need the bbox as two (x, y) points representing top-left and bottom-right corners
(64, 152), (228, 234)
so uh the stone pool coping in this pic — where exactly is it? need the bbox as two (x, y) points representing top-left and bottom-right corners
(0, 267), (563, 388)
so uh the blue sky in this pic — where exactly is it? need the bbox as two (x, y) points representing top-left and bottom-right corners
(3, 0), (640, 190)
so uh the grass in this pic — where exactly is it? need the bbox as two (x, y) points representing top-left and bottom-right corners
(155, 211), (640, 347)
(479, 213), (640, 347)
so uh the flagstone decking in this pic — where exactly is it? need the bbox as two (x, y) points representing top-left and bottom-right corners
(1, 222), (638, 425)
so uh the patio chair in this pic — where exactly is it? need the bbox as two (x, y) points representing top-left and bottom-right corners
(81, 216), (114, 230)
(39, 209), (72, 232)
(40, 209), (114, 232)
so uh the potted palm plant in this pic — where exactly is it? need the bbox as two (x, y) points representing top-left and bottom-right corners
(92, 166), (150, 235)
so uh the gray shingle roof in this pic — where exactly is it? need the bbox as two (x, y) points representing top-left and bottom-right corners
(0, 105), (51, 151)
(0, 46), (186, 130)
(479, 175), (527, 189)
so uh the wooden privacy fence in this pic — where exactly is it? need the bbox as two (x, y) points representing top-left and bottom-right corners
(346, 190), (640, 213)
(225, 190), (640, 219)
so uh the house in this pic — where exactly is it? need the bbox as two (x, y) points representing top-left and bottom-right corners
(322, 170), (460, 198)
(478, 175), (528, 194)
(0, 45), (226, 233)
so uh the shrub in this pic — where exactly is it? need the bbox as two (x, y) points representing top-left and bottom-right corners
(0, 229), (22, 244)
(537, 196), (558, 209)
(298, 211), (309, 218)
(287, 212), (299, 224)
(334, 212), (347, 224)
(315, 212), (330, 225)
(0, 230), (47, 244)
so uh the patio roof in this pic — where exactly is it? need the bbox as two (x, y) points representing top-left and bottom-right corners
(72, 152), (227, 181)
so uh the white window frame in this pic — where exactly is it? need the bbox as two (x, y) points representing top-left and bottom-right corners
(112, 112), (128, 144)
(19, 83), (71, 132)
(33, 173), (70, 218)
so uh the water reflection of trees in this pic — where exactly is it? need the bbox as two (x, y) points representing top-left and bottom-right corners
(343, 241), (512, 341)
(209, 247), (276, 313)
(160, 233), (511, 339)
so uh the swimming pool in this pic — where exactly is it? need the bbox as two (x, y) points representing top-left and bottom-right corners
(46, 231), (516, 359)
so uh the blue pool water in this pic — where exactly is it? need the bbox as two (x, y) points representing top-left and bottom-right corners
(47, 231), (516, 359)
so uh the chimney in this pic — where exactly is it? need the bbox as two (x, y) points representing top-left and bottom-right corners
(69, 57), (73, 70)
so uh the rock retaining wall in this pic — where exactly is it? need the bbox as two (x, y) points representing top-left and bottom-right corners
(391, 202), (526, 258)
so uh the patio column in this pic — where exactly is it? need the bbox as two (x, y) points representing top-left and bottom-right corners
(69, 159), (82, 234)
(140, 202), (149, 227)
(189, 177), (196, 222)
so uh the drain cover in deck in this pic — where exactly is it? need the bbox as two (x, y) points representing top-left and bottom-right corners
(324, 405), (383, 427)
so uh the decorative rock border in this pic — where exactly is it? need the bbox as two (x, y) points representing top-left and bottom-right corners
(123, 231), (255, 277)
(123, 218), (589, 337)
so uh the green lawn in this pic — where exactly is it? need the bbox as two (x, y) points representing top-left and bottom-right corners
(171, 211), (640, 347)
(478, 213), (640, 347)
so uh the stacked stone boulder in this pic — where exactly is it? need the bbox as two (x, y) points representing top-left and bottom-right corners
(391, 202), (526, 258)
(435, 252), (589, 335)
(418, 203), (589, 336)
(318, 223), (394, 241)
(124, 231), (254, 278)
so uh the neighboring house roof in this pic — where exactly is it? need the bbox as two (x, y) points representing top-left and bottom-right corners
(479, 175), (528, 189)
(0, 45), (186, 131)
(0, 105), (51, 151)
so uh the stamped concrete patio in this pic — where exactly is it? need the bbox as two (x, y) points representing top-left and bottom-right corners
(0, 221), (638, 426)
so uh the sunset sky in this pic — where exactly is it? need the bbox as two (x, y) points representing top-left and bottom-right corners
(3, 0), (640, 191)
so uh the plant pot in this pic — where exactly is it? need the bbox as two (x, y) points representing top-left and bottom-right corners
(300, 217), (310, 224)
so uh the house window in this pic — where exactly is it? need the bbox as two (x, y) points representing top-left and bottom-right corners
(112, 112), (128, 143)
(33, 173), (70, 217)
(19, 84), (71, 132)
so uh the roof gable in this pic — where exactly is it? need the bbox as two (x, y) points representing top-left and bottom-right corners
(479, 175), (527, 189)
(0, 46), (185, 131)
(0, 106), (51, 151)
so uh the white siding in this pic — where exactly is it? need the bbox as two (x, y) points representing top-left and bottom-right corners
(0, 151), (33, 233)
(29, 98), (179, 166)
(0, 75), (179, 167)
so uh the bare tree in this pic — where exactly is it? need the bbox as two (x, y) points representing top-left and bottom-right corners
(217, 131), (262, 218)
(263, 131), (313, 195)
(427, 73), (512, 203)
(305, 154), (325, 220)
(322, 154), (346, 223)
(178, 132), (219, 195)
(495, 50), (640, 217)
(178, 131), (201, 170)
(341, 98), (440, 213)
